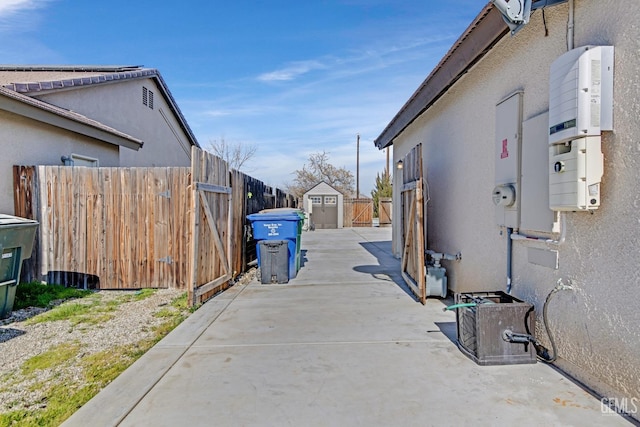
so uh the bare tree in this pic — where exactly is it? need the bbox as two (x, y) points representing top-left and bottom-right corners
(206, 137), (257, 171)
(287, 151), (355, 198)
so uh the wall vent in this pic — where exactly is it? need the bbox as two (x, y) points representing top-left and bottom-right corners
(142, 86), (154, 109)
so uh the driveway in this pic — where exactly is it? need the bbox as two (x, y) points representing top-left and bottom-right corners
(63, 227), (632, 426)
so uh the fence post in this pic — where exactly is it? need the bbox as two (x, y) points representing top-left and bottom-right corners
(13, 165), (40, 283)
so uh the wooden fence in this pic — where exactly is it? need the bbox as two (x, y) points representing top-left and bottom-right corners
(231, 171), (277, 276)
(14, 165), (192, 290)
(13, 147), (294, 306)
(344, 198), (373, 227)
(378, 197), (392, 226)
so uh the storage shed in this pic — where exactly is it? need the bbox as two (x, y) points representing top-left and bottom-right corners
(302, 182), (343, 229)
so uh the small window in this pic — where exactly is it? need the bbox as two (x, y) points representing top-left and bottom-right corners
(142, 86), (154, 109)
(310, 196), (322, 205)
(324, 196), (337, 205)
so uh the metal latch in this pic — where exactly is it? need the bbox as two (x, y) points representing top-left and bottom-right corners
(158, 256), (173, 265)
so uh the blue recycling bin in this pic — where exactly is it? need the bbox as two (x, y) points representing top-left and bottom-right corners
(247, 210), (303, 280)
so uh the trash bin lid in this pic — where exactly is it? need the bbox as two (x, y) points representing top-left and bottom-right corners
(247, 212), (302, 222)
(259, 208), (303, 214)
(0, 214), (38, 227)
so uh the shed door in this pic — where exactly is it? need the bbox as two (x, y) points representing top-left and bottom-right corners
(312, 195), (338, 229)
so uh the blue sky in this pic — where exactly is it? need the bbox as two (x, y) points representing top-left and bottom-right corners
(0, 0), (488, 195)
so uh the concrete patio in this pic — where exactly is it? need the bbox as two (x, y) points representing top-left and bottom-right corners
(63, 227), (632, 426)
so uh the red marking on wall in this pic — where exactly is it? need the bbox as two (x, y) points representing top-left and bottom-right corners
(500, 139), (509, 159)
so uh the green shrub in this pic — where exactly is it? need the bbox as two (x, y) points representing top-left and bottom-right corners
(14, 282), (92, 310)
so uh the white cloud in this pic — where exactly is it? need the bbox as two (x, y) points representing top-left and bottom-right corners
(203, 110), (232, 118)
(0, 0), (54, 33)
(257, 60), (327, 82)
(0, 0), (36, 15)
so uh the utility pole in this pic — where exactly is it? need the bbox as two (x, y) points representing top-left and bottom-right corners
(356, 133), (360, 199)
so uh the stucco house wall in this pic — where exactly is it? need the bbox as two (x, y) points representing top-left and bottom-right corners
(0, 111), (120, 214)
(387, 0), (639, 408)
(35, 78), (192, 167)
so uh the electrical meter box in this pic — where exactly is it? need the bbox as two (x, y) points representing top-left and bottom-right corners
(494, 92), (522, 228)
(548, 46), (613, 211)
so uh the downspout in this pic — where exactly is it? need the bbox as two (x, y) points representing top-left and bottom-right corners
(567, 0), (574, 50)
(506, 227), (513, 293)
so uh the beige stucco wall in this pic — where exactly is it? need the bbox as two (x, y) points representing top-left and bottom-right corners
(391, 0), (640, 406)
(0, 111), (119, 214)
(35, 78), (193, 167)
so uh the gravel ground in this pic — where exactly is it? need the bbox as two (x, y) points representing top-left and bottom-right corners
(0, 288), (187, 414)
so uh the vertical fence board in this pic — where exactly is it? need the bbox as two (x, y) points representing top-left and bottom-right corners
(86, 167), (102, 287)
(13, 166), (40, 283)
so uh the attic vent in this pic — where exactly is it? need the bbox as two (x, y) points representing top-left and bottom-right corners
(142, 86), (154, 109)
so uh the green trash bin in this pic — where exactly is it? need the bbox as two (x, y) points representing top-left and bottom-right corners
(0, 214), (38, 319)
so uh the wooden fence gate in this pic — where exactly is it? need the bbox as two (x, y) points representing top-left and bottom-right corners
(378, 197), (392, 226)
(189, 147), (233, 305)
(400, 144), (427, 304)
(344, 198), (373, 227)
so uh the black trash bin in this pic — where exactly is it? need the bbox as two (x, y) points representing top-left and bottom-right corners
(258, 240), (289, 284)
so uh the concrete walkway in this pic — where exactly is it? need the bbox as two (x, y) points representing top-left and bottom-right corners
(63, 228), (631, 427)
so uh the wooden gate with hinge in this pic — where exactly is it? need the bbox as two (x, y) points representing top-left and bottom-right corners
(400, 143), (427, 304)
(344, 198), (373, 227)
(189, 147), (233, 306)
(378, 197), (392, 226)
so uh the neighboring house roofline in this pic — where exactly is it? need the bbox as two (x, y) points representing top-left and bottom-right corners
(0, 86), (144, 150)
(0, 65), (200, 149)
(0, 65), (143, 73)
(373, 0), (569, 149)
